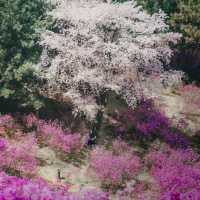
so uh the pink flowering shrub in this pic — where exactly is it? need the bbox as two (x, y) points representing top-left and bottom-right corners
(36, 121), (83, 154)
(116, 181), (160, 200)
(114, 99), (189, 149)
(0, 135), (38, 176)
(25, 113), (38, 128)
(0, 114), (14, 128)
(146, 145), (200, 200)
(24, 114), (84, 154)
(90, 140), (141, 189)
(116, 145), (200, 200)
(0, 172), (108, 200)
(112, 140), (135, 155)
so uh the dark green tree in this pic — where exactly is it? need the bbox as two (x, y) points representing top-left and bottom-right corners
(170, 1), (200, 48)
(0, 0), (52, 111)
(136, 0), (178, 14)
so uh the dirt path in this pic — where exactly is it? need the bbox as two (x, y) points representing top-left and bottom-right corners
(36, 147), (101, 192)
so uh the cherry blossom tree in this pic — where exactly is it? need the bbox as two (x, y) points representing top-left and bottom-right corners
(39, 0), (182, 122)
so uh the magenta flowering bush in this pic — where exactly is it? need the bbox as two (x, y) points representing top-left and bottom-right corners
(0, 113), (85, 178)
(146, 145), (200, 200)
(116, 181), (160, 200)
(72, 188), (109, 200)
(0, 108), (199, 200)
(114, 99), (189, 149)
(115, 145), (200, 200)
(0, 135), (38, 176)
(0, 172), (108, 200)
(90, 140), (141, 189)
(0, 138), (6, 150)
(0, 114), (17, 132)
(24, 114), (84, 154)
(0, 114), (14, 128)
(36, 121), (83, 154)
(112, 140), (135, 155)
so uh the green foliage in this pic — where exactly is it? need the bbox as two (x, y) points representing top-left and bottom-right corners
(0, 0), (52, 111)
(135, 0), (200, 48)
(168, 1), (200, 83)
(112, 0), (129, 3)
(136, 0), (178, 15)
(170, 1), (200, 48)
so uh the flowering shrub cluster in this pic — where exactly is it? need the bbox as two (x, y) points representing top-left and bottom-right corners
(0, 104), (199, 199)
(114, 99), (189, 148)
(0, 114), (84, 156)
(90, 140), (141, 189)
(0, 113), (85, 179)
(114, 144), (200, 200)
(146, 145), (200, 200)
(0, 172), (108, 200)
(0, 135), (38, 176)
(25, 114), (84, 154)
(116, 180), (160, 200)
(0, 114), (38, 176)
(0, 114), (109, 199)
(0, 114), (15, 130)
